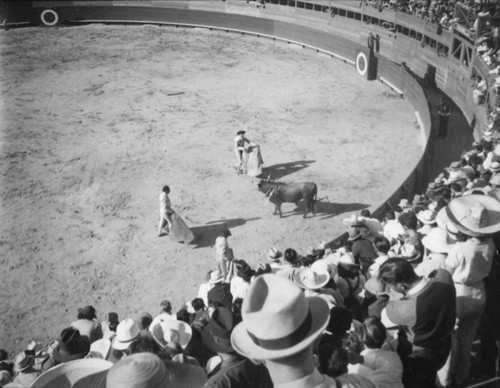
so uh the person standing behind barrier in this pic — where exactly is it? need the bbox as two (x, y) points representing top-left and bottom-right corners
(158, 185), (173, 236)
(215, 229), (234, 279)
(234, 130), (251, 174)
(437, 98), (452, 139)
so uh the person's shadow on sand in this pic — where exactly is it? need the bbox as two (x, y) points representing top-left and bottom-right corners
(259, 160), (315, 180)
(189, 217), (260, 249)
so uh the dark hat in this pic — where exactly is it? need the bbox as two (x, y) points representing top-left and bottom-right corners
(78, 305), (97, 320)
(108, 312), (119, 324)
(236, 130), (246, 135)
(202, 308), (235, 354)
(326, 306), (353, 337)
(53, 327), (90, 364)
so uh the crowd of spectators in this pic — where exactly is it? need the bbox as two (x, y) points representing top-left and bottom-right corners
(2, 129), (500, 387)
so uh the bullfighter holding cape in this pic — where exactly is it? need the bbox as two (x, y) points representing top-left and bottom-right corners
(158, 185), (194, 244)
(234, 130), (263, 176)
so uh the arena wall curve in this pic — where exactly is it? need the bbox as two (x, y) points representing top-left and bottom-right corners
(3, 0), (480, 222)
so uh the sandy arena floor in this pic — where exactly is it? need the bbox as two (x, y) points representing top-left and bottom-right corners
(0, 25), (422, 353)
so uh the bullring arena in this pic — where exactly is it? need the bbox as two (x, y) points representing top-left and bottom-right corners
(1, 0), (491, 385)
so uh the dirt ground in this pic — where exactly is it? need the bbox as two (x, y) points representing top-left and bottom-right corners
(0, 25), (422, 353)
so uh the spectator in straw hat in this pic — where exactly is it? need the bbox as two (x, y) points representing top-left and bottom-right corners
(416, 209), (437, 236)
(201, 307), (272, 387)
(30, 358), (112, 388)
(266, 247), (284, 272)
(378, 258), (456, 388)
(70, 305), (103, 344)
(106, 352), (207, 388)
(294, 267), (343, 309)
(230, 274), (375, 387)
(110, 318), (140, 363)
(439, 195), (500, 385)
(11, 351), (39, 387)
(414, 227), (453, 278)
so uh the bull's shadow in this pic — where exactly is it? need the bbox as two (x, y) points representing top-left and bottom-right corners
(260, 160), (315, 180)
(277, 199), (369, 220)
(189, 217), (260, 249)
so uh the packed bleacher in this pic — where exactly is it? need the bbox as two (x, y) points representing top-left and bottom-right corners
(2, 128), (500, 387)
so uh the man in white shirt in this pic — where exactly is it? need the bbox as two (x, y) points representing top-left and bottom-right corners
(158, 185), (173, 236)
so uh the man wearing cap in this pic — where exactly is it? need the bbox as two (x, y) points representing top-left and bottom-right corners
(234, 130), (251, 174)
(202, 307), (272, 387)
(230, 274), (375, 388)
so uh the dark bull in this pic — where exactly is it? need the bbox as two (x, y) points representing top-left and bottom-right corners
(257, 180), (318, 218)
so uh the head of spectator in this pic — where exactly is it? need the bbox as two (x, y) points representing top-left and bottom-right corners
(176, 308), (191, 325)
(232, 298), (244, 324)
(316, 339), (349, 378)
(188, 298), (203, 313)
(267, 247), (282, 262)
(235, 260), (255, 282)
(398, 211), (418, 231)
(0, 369), (11, 387)
(373, 236), (391, 256)
(152, 320), (192, 350)
(30, 358), (112, 388)
(13, 351), (35, 374)
(106, 312), (119, 333)
(126, 336), (161, 356)
(220, 228), (232, 239)
(137, 312), (153, 331)
(0, 350), (8, 362)
(295, 267), (330, 291)
(53, 327), (91, 364)
(106, 352), (206, 388)
(202, 307), (237, 356)
(283, 248), (299, 267)
(361, 316), (386, 349)
(160, 300), (173, 315)
(77, 305), (97, 321)
(112, 318), (140, 353)
(378, 258), (421, 295)
(384, 210), (396, 221)
(360, 209), (371, 218)
(325, 306), (353, 339)
(444, 194), (500, 238)
(230, 274), (330, 384)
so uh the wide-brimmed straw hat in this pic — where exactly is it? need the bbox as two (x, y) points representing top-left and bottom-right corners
(294, 267), (330, 290)
(112, 318), (140, 351)
(30, 358), (112, 388)
(208, 270), (225, 284)
(490, 161), (500, 173)
(267, 247), (282, 262)
(152, 320), (192, 350)
(53, 328), (91, 363)
(347, 228), (362, 241)
(13, 351), (34, 372)
(445, 195), (500, 236)
(342, 214), (366, 228)
(106, 353), (166, 388)
(417, 210), (437, 225)
(230, 274), (330, 360)
(422, 227), (453, 254)
(400, 243), (422, 263)
(201, 307), (235, 354)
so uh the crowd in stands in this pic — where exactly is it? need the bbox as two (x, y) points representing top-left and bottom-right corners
(2, 129), (500, 387)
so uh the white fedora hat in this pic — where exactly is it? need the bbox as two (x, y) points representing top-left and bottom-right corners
(230, 274), (330, 360)
(446, 195), (500, 236)
(30, 358), (112, 388)
(112, 318), (140, 351)
(417, 209), (437, 225)
(422, 227), (453, 254)
(294, 267), (330, 290)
